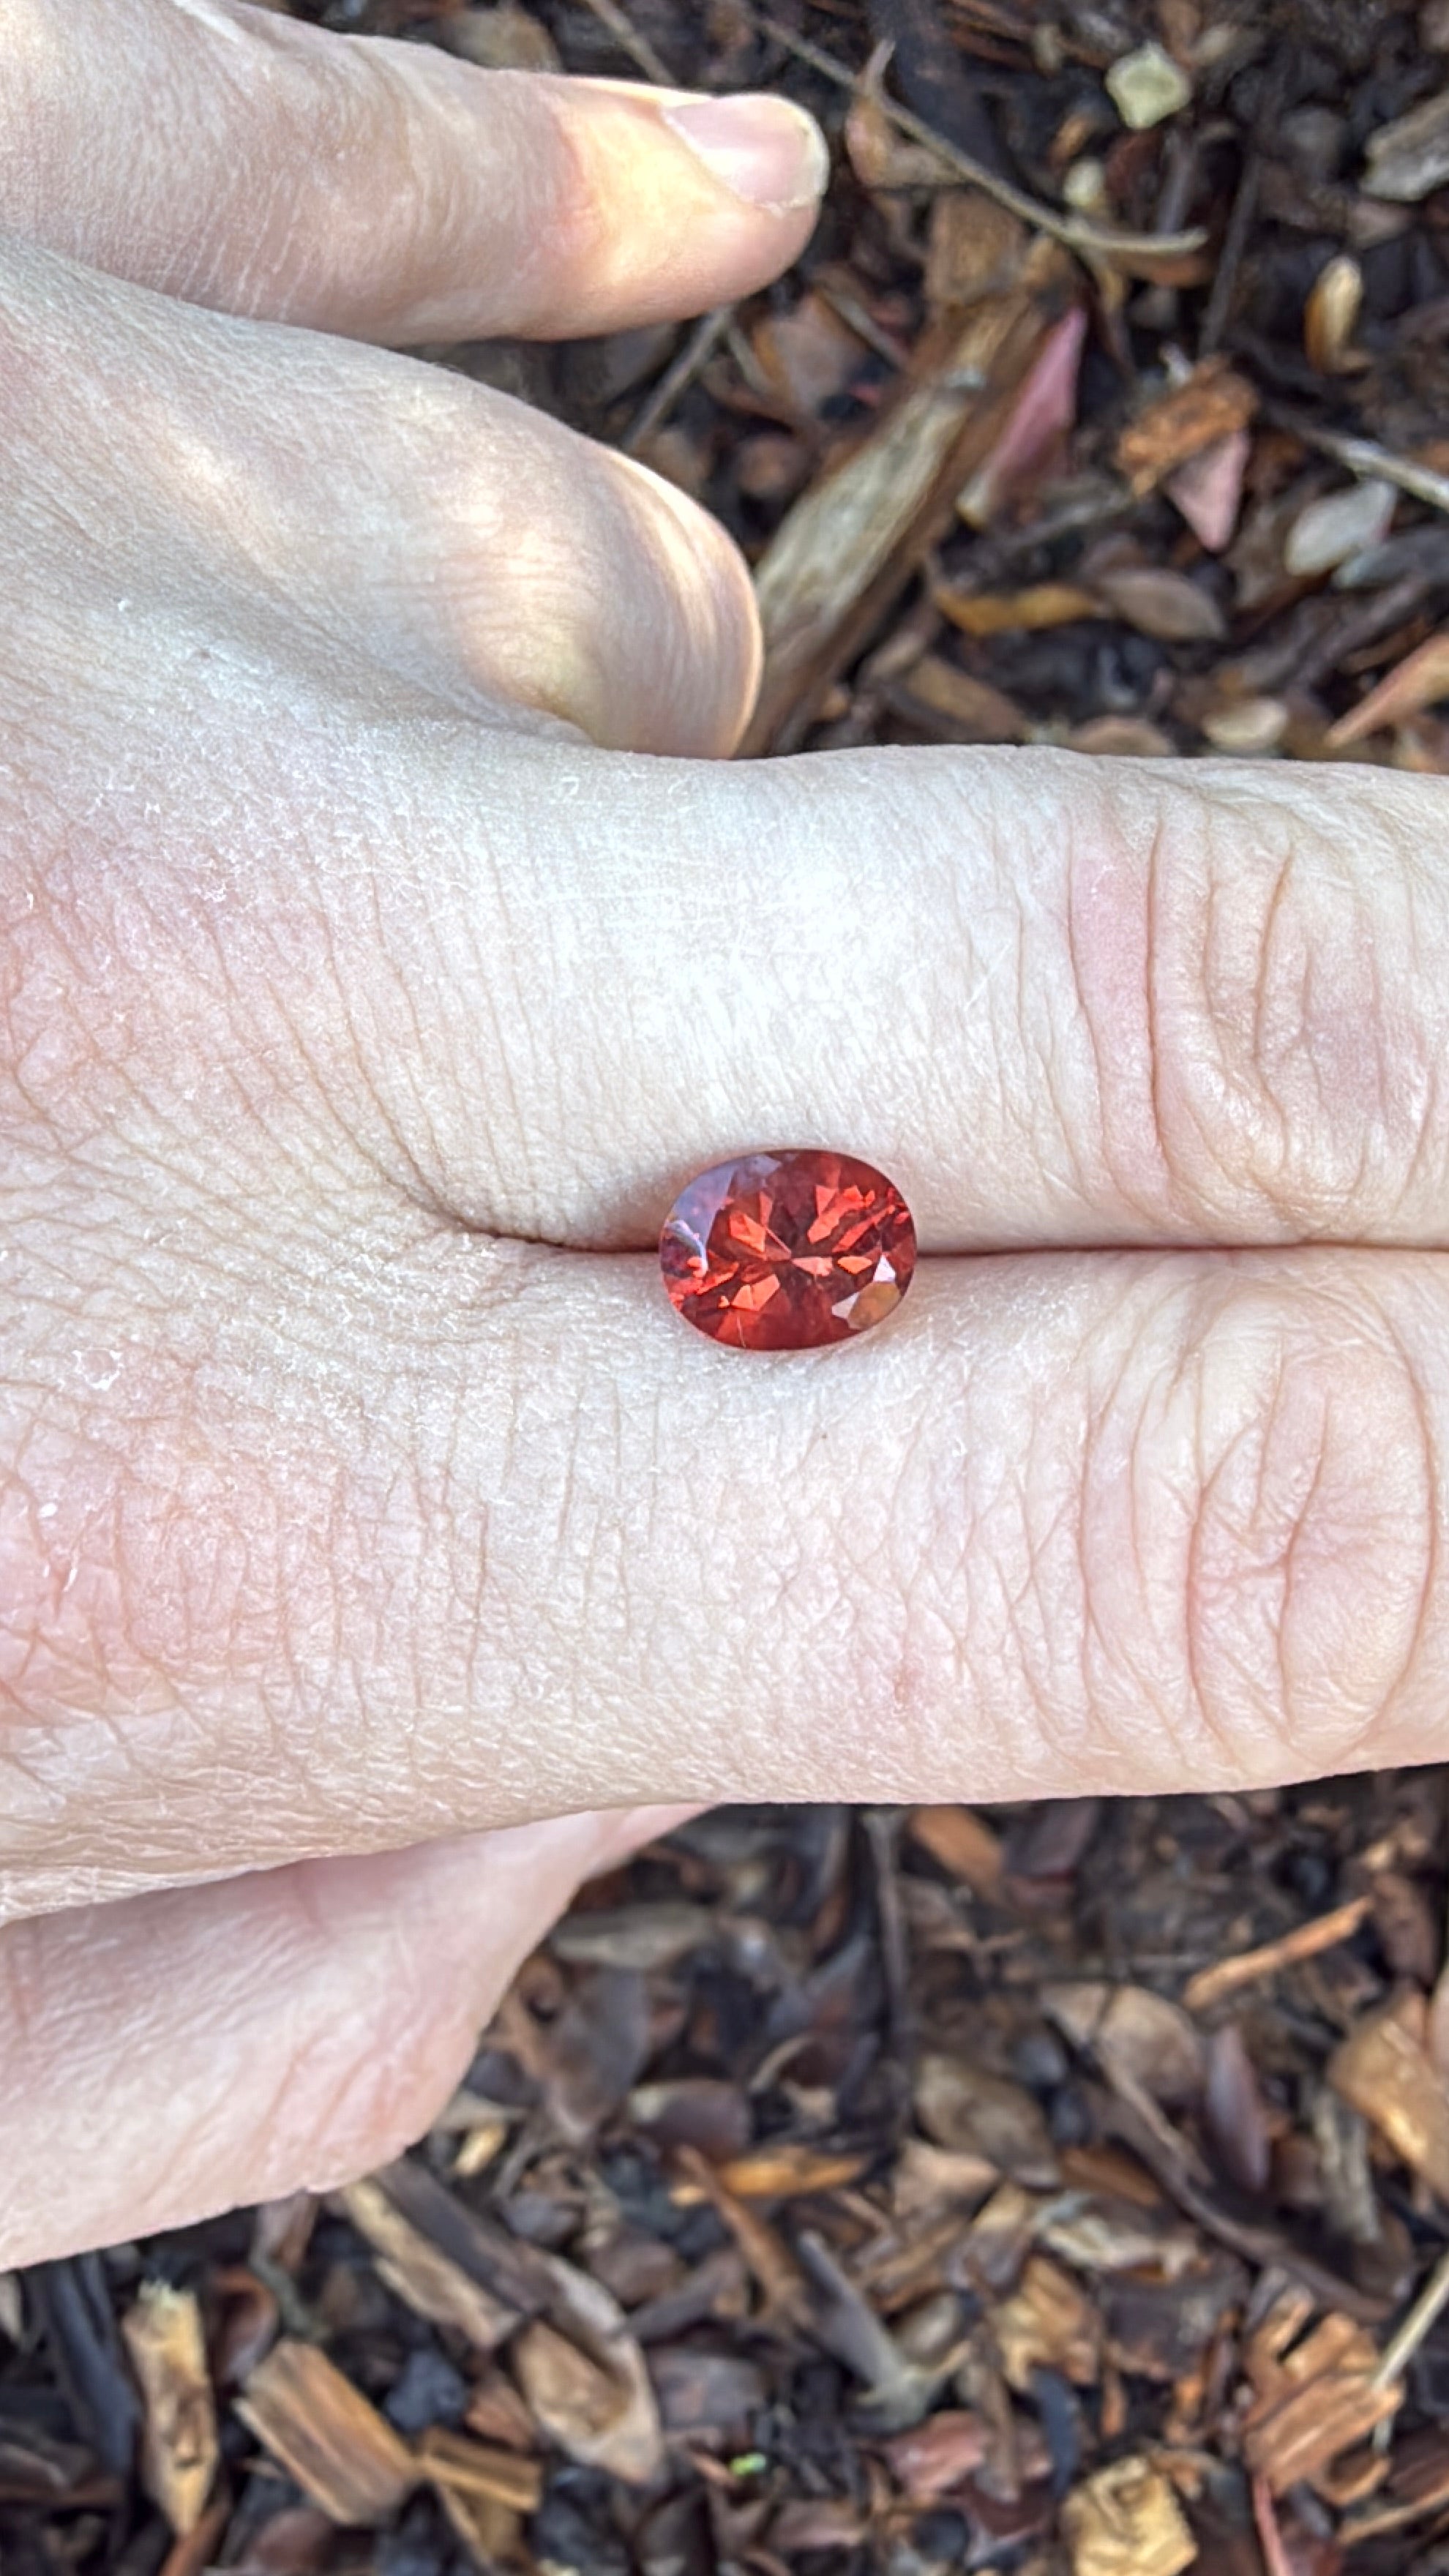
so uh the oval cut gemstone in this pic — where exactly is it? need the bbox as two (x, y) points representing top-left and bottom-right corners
(660, 1150), (917, 1351)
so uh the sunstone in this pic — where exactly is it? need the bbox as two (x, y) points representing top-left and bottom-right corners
(659, 1150), (917, 1352)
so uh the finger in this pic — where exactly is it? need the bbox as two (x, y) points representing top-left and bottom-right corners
(0, 1807), (692, 2264)
(294, 744), (1449, 1251)
(5, 1230), (1445, 1892)
(3, 236), (760, 757)
(4, 0), (826, 340)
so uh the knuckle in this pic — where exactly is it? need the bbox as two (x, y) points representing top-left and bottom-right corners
(1083, 1269), (1434, 1777)
(1070, 769), (1431, 1234)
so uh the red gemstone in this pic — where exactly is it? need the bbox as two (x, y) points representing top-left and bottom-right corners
(660, 1150), (917, 1351)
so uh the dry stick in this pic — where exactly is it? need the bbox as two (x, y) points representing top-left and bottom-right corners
(624, 304), (735, 451)
(1181, 1894), (1372, 2015)
(1268, 409), (1449, 523)
(752, 10), (1206, 268)
(1371, 2243), (1449, 2395)
(576, 0), (673, 85)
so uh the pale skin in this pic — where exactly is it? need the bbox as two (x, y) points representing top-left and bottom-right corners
(3, 0), (1448, 2264)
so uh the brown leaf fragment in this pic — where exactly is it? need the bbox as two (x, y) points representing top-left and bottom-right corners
(926, 190), (1031, 311)
(916, 2053), (1058, 2184)
(413, 2426), (542, 2514)
(629, 2077), (752, 2159)
(885, 2408), (989, 2496)
(120, 2284), (219, 2538)
(236, 2340), (416, 2527)
(1364, 87), (1449, 201)
(771, 2495), (869, 2555)
(512, 2255), (664, 2486)
(906, 1802), (1006, 1895)
(1044, 1982), (1204, 2108)
(1240, 2295), (1400, 2498)
(889, 654), (1029, 741)
(1115, 358), (1257, 493)
(932, 581), (1101, 636)
(1090, 564), (1227, 641)
(437, 3), (560, 70)
(1327, 628), (1449, 745)
(1060, 2455), (1197, 2576)
(1330, 1988), (1449, 2195)
(512, 2310), (663, 2486)
(648, 2348), (766, 2442)
(994, 2254), (1101, 2389)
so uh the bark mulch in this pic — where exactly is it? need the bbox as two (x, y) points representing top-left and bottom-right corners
(9, 2), (1449, 2571)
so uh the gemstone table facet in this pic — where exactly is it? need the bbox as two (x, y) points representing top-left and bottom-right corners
(659, 1150), (917, 1351)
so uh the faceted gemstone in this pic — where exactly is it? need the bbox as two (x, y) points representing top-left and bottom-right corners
(659, 1150), (916, 1351)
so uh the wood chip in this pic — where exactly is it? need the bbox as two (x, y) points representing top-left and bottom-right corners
(1327, 626), (1449, 744)
(236, 2341), (416, 2527)
(1330, 1988), (1449, 2198)
(1240, 2291), (1401, 2497)
(994, 2254), (1101, 2389)
(713, 2143), (869, 2198)
(338, 2175), (523, 2354)
(413, 2426), (542, 2514)
(1116, 357), (1257, 492)
(907, 1802), (1006, 1897)
(744, 238), (1077, 750)
(1060, 2456), (1197, 2575)
(119, 2286), (218, 2539)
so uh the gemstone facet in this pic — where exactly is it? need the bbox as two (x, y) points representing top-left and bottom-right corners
(659, 1150), (917, 1351)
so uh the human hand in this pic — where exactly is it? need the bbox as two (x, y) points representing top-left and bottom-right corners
(4, 0), (1448, 2264)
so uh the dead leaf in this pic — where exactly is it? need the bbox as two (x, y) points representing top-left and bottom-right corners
(889, 655), (1029, 742)
(932, 581), (1101, 636)
(1061, 2455), (1197, 2576)
(994, 2254), (1101, 2389)
(752, 291), (866, 422)
(926, 190), (1031, 310)
(236, 2340), (416, 2527)
(437, 3), (558, 68)
(120, 2285), (218, 2538)
(1116, 357), (1257, 492)
(956, 304), (1086, 525)
(916, 2053), (1059, 2184)
(1327, 628), (1449, 745)
(1044, 1983), (1205, 2107)
(1284, 480), (1396, 577)
(550, 1902), (716, 1971)
(885, 2408), (989, 2496)
(1364, 86), (1449, 201)
(1165, 427), (1251, 551)
(512, 2258), (663, 2485)
(1090, 564), (1226, 640)
(1330, 1989), (1449, 2195)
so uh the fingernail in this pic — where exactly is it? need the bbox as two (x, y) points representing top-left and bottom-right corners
(662, 92), (829, 213)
